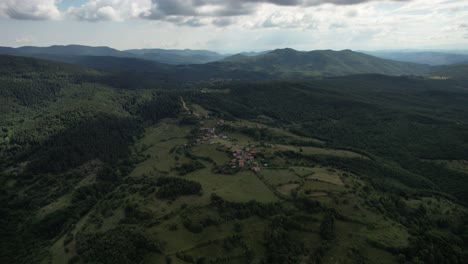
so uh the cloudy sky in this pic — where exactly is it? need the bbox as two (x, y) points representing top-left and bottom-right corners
(0, 0), (467, 52)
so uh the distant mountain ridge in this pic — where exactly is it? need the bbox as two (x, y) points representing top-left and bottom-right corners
(219, 48), (430, 77)
(0, 46), (435, 80)
(124, 48), (226, 64)
(0, 44), (129, 57)
(0, 45), (226, 65)
(364, 51), (468, 65)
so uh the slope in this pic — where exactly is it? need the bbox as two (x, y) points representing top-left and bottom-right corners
(220, 48), (430, 77)
(366, 51), (468, 66)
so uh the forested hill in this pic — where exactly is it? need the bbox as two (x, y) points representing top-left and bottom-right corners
(0, 45), (226, 65)
(0, 45), (129, 57)
(365, 51), (468, 66)
(220, 48), (431, 76)
(123, 48), (226, 64)
(430, 64), (468, 79)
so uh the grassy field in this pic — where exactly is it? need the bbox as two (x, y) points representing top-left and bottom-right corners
(130, 122), (192, 176)
(273, 144), (368, 159)
(186, 169), (279, 203)
(261, 168), (301, 186)
(305, 167), (345, 186)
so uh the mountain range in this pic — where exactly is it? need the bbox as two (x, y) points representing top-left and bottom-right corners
(0, 45), (227, 65)
(0, 45), (440, 82)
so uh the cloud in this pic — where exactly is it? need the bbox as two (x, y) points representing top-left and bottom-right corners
(212, 17), (235, 27)
(0, 0), (411, 23)
(329, 22), (347, 28)
(142, 0), (412, 20)
(165, 16), (206, 27)
(0, 0), (61, 20)
(65, 0), (412, 22)
(260, 12), (318, 29)
(15, 35), (36, 44)
(66, 0), (151, 21)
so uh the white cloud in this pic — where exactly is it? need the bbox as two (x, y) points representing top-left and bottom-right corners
(66, 0), (152, 21)
(15, 35), (36, 44)
(0, 0), (61, 20)
(259, 11), (318, 29)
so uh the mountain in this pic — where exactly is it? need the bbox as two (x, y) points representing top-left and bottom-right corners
(0, 45), (227, 65)
(124, 48), (226, 64)
(220, 48), (430, 77)
(0, 44), (130, 57)
(167, 48), (432, 81)
(365, 51), (468, 65)
(239, 50), (271, 56)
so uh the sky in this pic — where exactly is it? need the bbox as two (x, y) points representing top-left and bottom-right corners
(0, 0), (467, 53)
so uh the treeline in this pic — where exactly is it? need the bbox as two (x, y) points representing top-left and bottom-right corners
(0, 78), (63, 106)
(0, 55), (104, 106)
(75, 226), (160, 264)
(263, 215), (306, 264)
(138, 93), (181, 124)
(175, 160), (205, 175)
(156, 177), (202, 199)
(26, 114), (142, 174)
(0, 164), (126, 263)
(210, 193), (285, 220)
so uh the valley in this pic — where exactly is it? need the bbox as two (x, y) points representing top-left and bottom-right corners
(1, 54), (468, 264)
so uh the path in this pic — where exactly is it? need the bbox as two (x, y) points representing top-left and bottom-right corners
(180, 96), (200, 117)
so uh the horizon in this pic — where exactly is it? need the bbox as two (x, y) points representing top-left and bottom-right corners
(2, 43), (468, 56)
(1, 0), (467, 53)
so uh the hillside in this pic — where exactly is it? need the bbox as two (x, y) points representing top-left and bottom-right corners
(430, 64), (468, 79)
(0, 45), (226, 65)
(124, 49), (226, 64)
(0, 44), (130, 57)
(1, 55), (467, 264)
(366, 51), (468, 66)
(220, 49), (430, 77)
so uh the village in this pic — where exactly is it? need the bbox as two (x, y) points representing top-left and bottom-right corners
(229, 146), (262, 173)
(195, 119), (229, 143)
(193, 119), (263, 174)
(181, 97), (264, 174)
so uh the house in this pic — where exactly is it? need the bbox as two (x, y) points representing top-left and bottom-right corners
(251, 167), (261, 173)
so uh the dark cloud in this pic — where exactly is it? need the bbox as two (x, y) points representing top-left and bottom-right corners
(180, 17), (205, 27)
(5, 9), (48, 20)
(212, 18), (235, 27)
(142, 0), (411, 21)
